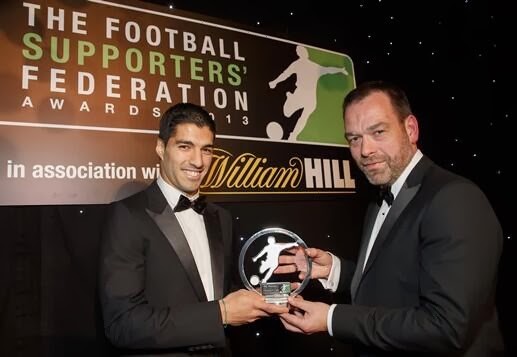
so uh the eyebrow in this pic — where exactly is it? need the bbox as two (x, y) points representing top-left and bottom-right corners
(345, 122), (388, 138)
(173, 139), (194, 145)
(174, 139), (214, 148)
(365, 122), (388, 132)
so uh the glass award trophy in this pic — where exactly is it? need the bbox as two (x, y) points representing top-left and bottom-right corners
(238, 227), (312, 306)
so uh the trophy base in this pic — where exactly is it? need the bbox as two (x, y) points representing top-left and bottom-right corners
(264, 295), (289, 306)
(261, 282), (291, 306)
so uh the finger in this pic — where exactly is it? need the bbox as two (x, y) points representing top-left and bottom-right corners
(285, 247), (299, 255)
(294, 250), (308, 270)
(279, 317), (304, 333)
(277, 255), (296, 264)
(291, 294), (305, 301)
(252, 314), (267, 321)
(290, 282), (301, 290)
(273, 265), (296, 274)
(305, 248), (319, 257)
(293, 309), (304, 317)
(252, 308), (270, 318)
(287, 305), (303, 315)
(287, 296), (310, 311)
(279, 311), (302, 326)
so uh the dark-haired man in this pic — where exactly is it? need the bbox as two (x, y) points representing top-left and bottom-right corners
(278, 81), (504, 356)
(99, 103), (287, 356)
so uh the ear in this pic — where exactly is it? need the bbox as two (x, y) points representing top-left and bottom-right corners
(156, 139), (165, 160)
(405, 115), (419, 144)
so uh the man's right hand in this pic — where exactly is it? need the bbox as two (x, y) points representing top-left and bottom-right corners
(274, 247), (333, 280)
(220, 289), (288, 326)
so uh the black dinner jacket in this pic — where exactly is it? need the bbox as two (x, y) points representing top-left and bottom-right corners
(333, 155), (504, 356)
(98, 181), (233, 356)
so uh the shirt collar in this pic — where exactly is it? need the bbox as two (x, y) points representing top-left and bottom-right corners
(157, 176), (199, 209)
(390, 149), (423, 198)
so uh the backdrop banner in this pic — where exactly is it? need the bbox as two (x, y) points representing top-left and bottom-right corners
(0, 0), (356, 204)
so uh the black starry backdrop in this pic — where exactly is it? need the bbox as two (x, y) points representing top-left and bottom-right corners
(1, 0), (514, 356)
(143, 0), (516, 352)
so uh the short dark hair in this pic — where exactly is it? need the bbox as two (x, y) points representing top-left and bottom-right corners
(158, 103), (216, 143)
(343, 80), (413, 121)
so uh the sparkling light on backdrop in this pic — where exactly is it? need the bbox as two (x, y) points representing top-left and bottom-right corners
(1, 2), (513, 356)
(144, 0), (512, 237)
(144, 0), (514, 351)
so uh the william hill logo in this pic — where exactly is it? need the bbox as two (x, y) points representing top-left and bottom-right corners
(201, 149), (355, 195)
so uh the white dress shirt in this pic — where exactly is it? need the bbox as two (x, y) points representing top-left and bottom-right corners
(324, 150), (423, 336)
(157, 176), (214, 301)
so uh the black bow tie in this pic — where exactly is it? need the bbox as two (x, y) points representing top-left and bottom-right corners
(174, 195), (207, 214)
(377, 186), (394, 206)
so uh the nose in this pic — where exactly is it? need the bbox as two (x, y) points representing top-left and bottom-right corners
(360, 136), (376, 157)
(189, 148), (204, 167)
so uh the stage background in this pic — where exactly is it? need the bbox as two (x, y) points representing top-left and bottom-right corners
(1, 0), (514, 356)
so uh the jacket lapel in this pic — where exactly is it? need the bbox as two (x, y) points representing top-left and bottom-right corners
(352, 156), (433, 299)
(203, 205), (225, 300)
(361, 182), (420, 276)
(351, 204), (379, 299)
(145, 182), (207, 301)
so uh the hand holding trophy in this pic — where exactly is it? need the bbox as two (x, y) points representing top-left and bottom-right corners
(238, 228), (312, 306)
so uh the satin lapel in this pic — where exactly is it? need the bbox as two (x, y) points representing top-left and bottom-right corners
(351, 204), (379, 300)
(362, 182), (420, 276)
(203, 205), (224, 300)
(146, 204), (207, 301)
(352, 156), (432, 299)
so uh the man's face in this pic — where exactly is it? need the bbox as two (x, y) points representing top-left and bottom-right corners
(156, 123), (214, 196)
(344, 92), (418, 186)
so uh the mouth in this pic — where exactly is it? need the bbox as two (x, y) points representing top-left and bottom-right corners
(362, 161), (384, 171)
(183, 169), (203, 179)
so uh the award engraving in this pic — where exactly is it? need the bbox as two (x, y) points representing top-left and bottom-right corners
(239, 227), (312, 306)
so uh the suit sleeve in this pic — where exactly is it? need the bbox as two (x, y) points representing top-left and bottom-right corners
(332, 180), (503, 354)
(336, 258), (356, 297)
(98, 201), (226, 351)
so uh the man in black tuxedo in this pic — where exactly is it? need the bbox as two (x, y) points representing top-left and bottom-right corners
(278, 81), (504, 356)
(98, 103), (287, 356)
